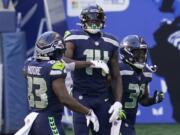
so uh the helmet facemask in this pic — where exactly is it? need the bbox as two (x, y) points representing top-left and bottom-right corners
(47, 40), (66, 60)
(131, 48), (147, 69)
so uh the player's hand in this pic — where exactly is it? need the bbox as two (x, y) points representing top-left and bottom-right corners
(146, 64), (158, 72)
(153, 90), (164, 103)
(90, 60), (109, 74)
(85, 109), (99, 132)
(118, 110), (126, 120)
(108, 102), (123, 123)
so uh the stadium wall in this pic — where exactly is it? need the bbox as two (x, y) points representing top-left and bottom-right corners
(0, 34), (3, 133)
(2, 32), (28, 134)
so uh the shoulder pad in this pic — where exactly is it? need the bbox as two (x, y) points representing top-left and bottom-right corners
(103, 32), (119, 41)
(102, 32), (120, 47)
(64, 30), (76, 39)
(51, 61), (65, 70)
(64, 30), (89, 41)
(64, 29), (83, 38)
(64, 31), (71, 39)
(49, 61), (67, 76)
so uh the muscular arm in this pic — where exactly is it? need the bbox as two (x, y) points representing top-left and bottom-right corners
(139, 85), (155, 106)
(110, 51), (123, 101)
(52, 77), (90, 114)
(64, 41), (92, 69)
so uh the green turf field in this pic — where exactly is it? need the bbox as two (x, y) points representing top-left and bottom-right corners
(64, 124), (180, 135)
(136, 124), (180, 135)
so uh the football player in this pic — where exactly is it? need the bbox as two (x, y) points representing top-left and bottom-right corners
(64, 4), (124, 135)
(119, 35), (164, 135)
(19, 31), (99, 135)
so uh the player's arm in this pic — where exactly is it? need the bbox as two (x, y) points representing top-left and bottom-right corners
(108, 50), (125, 123)
(52, 77), (90, 114)
(139, 85), (154, 106)
(64, 41), (92, 69)
(52, 77), (99, 132)
(139, 85), (164, 106)
(110, 50), (123, 101)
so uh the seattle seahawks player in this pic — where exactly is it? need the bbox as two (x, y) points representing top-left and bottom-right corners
(64, 4), (123, 135)
(119, 35), (164, 135)
(20, 31), (99, 135)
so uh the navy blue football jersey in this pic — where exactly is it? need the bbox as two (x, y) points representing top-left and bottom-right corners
(23, 58), (67, 113)
(119, 62), (152, 125)
(64, 30), (119, 95)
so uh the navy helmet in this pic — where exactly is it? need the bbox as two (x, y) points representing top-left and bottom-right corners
(34, 31), (65, 60)
(120, 35), (148, 69)
(80, 4), (106, 34)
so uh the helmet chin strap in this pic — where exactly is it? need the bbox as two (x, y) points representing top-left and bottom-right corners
(124, 60), (145, 69)
(133, 62), (145, 69)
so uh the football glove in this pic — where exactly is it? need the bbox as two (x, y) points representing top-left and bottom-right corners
(90, 60), (109, 74)
(118, 110), (126, 120)
(108, 102), (123, 123)
(153, 90), (164, 103)
(110, 110), (126, 135)
(85, 109), (99, 132)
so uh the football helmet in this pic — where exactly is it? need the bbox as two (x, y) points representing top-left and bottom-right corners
(80, 4), (106, 34)
(120, 35), (148, 69)
(34, 31), (65, 60)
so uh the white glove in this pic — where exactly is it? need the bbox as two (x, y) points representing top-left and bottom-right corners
(85, 109), (99, 132)
(90, 60), (109, 74)
(153, 90), (164, 103)
(108, 102), (123, 123)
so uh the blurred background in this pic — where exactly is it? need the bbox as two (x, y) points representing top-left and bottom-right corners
(0, 0), (179, 135)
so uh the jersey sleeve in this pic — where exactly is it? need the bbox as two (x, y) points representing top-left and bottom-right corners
(113, 37), (120, 54)
(103, 33), (120, 53)
(49, 61), (67, 81)
(64, 30), (72, 41)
